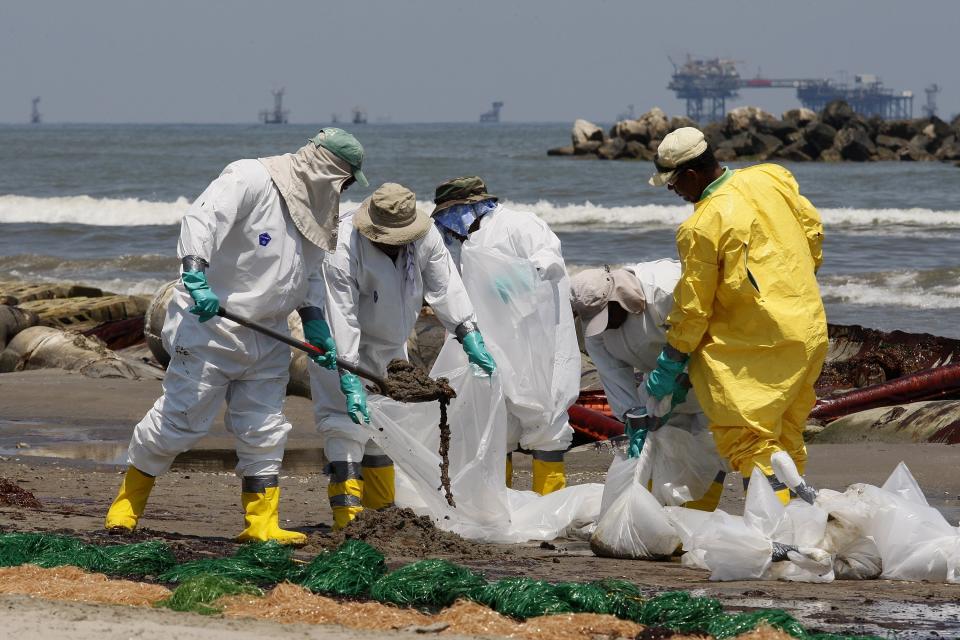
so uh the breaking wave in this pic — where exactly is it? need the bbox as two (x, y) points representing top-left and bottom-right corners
(3, 194), (960, 231)
(820, 268), (960, 309)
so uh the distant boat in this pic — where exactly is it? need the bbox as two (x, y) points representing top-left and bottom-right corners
(259, 88), (289, 124)
(352, 107), (368, 124)
(479, 101), (503, 123)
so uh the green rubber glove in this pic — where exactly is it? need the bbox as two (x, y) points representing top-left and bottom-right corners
(181, 271), (219, 322)
(625, 425), (648, 459)
(339, 372), (370, 424)
(493, 276), (513, 304)
(303, 319), (338, 370)
(644, 347), (688, 400)
(461, 330), (496, 375)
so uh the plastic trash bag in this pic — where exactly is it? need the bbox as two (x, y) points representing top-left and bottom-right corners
(861, 463), (960, 583)
(666, 469), (833, 582)
(816, 462), (960, 583)
(365, 347), (602, 544)
(590, 453), (681, 559)
(634, 415), (726, 507)
(459, 244), (558, 428)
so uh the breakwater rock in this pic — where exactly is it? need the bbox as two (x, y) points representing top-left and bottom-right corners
(549, 102), (960, 163)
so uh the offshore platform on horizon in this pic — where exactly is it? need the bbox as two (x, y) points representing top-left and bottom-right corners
(259, 88), (289, 124)
(668, 56), (916, 122)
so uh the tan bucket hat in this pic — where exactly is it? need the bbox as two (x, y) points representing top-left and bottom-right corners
(570, 267), (647, 337)
(354, 183), (432, 246)
(648, 127), (709, 187)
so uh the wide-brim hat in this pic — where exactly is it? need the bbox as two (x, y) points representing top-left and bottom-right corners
(432, 176), (498, 215)
(354, 182), (432, 245)
(570, 267), (647, 337)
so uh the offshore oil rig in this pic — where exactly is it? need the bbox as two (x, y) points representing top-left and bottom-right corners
(259, 89), (289, 124)
(668, 57), (916, 122)
(30, 97), (41, 124)
(479, 101), (503, 123)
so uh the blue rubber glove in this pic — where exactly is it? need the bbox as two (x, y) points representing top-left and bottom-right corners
(303, 319), (338, 370)
(461, 330), (497, 375)
(644, 347), (689, 400)
(181, 271), (219, 322)
(339, 372), (370, 424)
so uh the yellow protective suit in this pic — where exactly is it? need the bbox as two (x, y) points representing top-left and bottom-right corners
(665, 164), (827, 488)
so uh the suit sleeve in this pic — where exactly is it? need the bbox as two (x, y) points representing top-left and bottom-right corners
(586, 336), (640, 420)
(780, 168), (824, 272)
(665, 219), (720, 355)
(322, 247), (363, 367)
(177, 164), (258, 262)
(419, 226), (477, 332)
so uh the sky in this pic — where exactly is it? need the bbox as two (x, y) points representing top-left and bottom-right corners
(1, 0), (957, 124)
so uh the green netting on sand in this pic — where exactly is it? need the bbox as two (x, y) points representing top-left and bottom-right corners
(291, 539), (386, 597)
(369, 559), (486, 608)
(0, 532), (886, 639)
(158, 541), (295, 585)
(0, 533), (175, 576)
(156, 574), (262, 615)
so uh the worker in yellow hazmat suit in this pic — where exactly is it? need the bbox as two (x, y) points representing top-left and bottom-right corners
(646, 127), (826, 505)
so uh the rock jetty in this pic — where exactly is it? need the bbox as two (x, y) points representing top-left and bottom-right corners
(549, 101), (960, 163)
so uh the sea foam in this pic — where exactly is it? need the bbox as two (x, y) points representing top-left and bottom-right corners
(2, 194), (960, 231)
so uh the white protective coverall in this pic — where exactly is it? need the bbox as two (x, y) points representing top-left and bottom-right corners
(310, 212), (477, 524)
(128, 159), (334, 478)
(583, 259), (727, 510)
(448, 204), (579, 455)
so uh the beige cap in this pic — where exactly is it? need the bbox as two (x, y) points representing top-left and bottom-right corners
(354, 182), (432, 246)
(570, 268), (647, 337)
(648, 127), (709, 187)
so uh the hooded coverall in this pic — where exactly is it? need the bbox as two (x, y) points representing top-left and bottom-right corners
(665, 164), (827, 501)
(444, 204), (579, 495)
(583, 260), (726, 510)
(108, 149), (350, 543)
(311, 214), (477, 528)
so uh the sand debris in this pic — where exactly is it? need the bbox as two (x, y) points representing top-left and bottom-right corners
(0, 477), (42, 509)
(0, 565), (170, 606)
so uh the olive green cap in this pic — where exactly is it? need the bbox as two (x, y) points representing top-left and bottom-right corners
(432, 176), (497, 215)
(309, 128), (368, 187)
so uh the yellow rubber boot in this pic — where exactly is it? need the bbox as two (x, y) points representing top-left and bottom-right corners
(361, 453), (395, 510)
(505, 453), (513, 489)
(684, 472), (726, 512)
(237, 477), (306, 545)
(531, 451), (566, 495)
(105, 466), (155, 531)
(329, 478), (364, 530)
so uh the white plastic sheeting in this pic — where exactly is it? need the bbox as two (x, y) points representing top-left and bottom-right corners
(666, 468), (833, 582)
(817, 463), (960, 583)
(364, 348), (602, 544)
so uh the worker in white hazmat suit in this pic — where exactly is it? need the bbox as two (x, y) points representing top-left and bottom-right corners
(105, 129), (368, 545)
(430, 176), (579, 495)
(313, 182), (497, 529)
(570, 261), (727, 511)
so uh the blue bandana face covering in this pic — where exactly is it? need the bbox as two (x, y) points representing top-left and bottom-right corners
(433, 199), (498, 241)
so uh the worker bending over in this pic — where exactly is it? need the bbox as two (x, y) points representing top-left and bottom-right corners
(313, 182), (496, 529)
(571, 261), (726, 510)
(105, 129), (367, 544)
(431, 177), (579, 495)
(645, 127), (826, 505)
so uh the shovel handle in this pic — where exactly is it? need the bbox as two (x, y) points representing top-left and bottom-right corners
(215, 307), (388, 392)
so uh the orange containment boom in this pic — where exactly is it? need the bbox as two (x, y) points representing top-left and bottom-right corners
(568, 403), (624, 441)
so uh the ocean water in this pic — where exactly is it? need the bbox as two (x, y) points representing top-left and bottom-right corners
(1, 123), (959, 337)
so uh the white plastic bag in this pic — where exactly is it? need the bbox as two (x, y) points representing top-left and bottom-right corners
(460, 244), (557, 426)
(365, 348), (602, 544)
(590, 453), (680, 559)
(672, 468), (833, 582)
(635, 419), (725, 506)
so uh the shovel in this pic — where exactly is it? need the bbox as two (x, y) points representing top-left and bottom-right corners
(215, 307), (388, 394)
